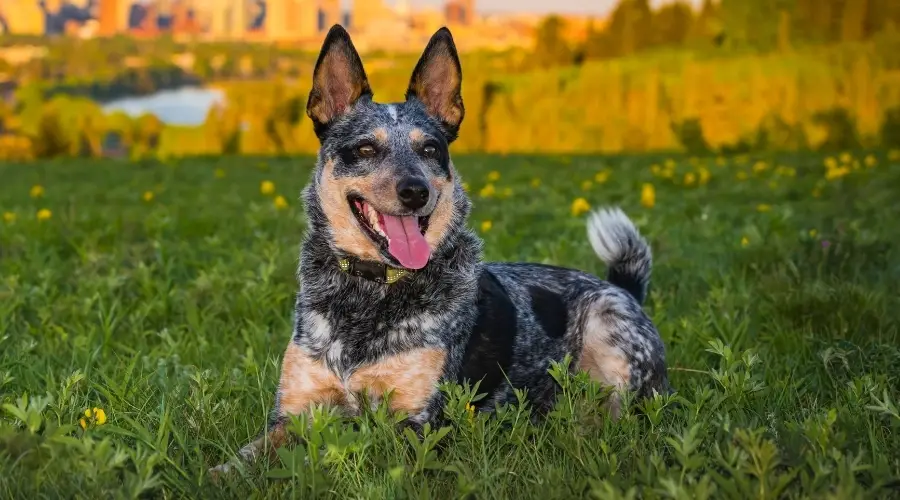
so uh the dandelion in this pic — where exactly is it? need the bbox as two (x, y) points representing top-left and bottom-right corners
(650, 164), (661, 176)
(480, 220), (492, 233)
(756, 204), (771, 213)
(462, 182), (470, 192)
(741, 236), (749, 247)
(839, 152), (852, 164)
(260, 180), (276, 196)
(571, 197), (591, 216)
(864, 155), (877, 168)
(214, 168), (226, 178)
(752, 161), (768, 173)
(36, 209), (52, 221)
(142, 191), (154, 202)
(698, 168), (711, 185)
(274, 195), (289, 210)
(664, 159), (676, 170)
(594, 171), (610, 184)
(808, 229), (818, 238)
(581, 180), (593, 191)
(530, 178), (541, 188)
(487, 171), (501, 182)
(479, 183), (496, 198)
(825, 166), (850, 180)
(683, 172), (697, 186)
(641, 183), (655, 209)
(889, 150), (900, 161)
(30, 185), (45, 198)
(3, 212), (14, 224)
(824, 157), (837, 170)
(80, 407), (107, 430)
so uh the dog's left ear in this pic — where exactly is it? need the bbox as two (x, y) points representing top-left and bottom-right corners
(406, 27), (464, 142)
(307, 25), (372, 139)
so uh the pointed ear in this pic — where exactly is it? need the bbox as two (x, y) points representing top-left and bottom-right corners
(307, 25), (372, 138)
(405, 27), (464, 142)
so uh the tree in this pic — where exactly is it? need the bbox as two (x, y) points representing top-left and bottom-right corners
(840, 0), (869, 42)
(532, 16), (574, 69)
(653, 2), (694, 47)
(605, 0), (654, 56)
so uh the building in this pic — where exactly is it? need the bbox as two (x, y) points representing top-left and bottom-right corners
(2, 0), (46, 35)
(98, 0), (133, 36)
(445, 0), (475, 26)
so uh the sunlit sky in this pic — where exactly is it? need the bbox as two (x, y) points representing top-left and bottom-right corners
(384, 0), (704, 15)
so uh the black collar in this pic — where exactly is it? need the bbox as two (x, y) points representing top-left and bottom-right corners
(338, 257), (411, 284)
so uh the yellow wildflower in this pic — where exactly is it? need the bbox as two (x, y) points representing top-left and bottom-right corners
(741, 236), (749, 247)
(530, 178), (541, 188)
(864, 155), (877, 168)
(756, 204), (771, 213)
(479, 183), (496, 198)
(736, 171), (748, 180)
(683, 172), (697, 186)
(480, 220), (492, 233)
(487, 171), (501, 182)
(808, 229), (818, 238)
(752, 161), (768, 173)
(824, 157), (838, 170)
(260, 180), (276, 196)
(641, 183), (655, 209)
(3, 212), (14, 224)
(650, 164), (661, 176)
(839, 152), (852, 164)
(30, 185), (44, 198)
(581, 180), (593, 191)
(825, 166), (850, 180)
(571, 197), (591, 217)
(664, 159), (676, 170)
(36, 209), (52, 221)
(80, 407), (107, 429)
(698, 168), (711, 185)
(661, 167), (674, 179)
(274, 195), (289, 210)
(214, 168), (226, 178)
(889, 150), (900, 161)
(501, 187), (513, 198)
(462, 182), (470, 192)
(465, 402), (475, 420)
(594, 171), (610, 184)
(142, 191), (154, 202)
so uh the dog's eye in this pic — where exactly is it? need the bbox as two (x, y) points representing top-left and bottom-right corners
(357, 144), (376, 157)
(423, 145), (438, 158)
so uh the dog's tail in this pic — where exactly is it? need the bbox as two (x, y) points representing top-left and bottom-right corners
(586, 207), (652, 305)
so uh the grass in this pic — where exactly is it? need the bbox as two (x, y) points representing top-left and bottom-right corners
(1, 151), (899, 499)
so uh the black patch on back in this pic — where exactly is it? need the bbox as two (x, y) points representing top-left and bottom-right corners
(608, 266), (646, 304)
(458, 270), (518, 408)
(528, 286), (568, 339)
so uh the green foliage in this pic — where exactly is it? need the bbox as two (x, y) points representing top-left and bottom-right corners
(1, 152), (899, 497)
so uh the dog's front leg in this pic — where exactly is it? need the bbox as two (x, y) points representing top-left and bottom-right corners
(209, 341), (344, 478)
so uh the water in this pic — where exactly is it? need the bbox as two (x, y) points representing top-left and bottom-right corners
(101, 87), (225, 126)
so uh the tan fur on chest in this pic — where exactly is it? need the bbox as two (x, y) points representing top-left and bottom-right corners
(278, 343), (446, 417)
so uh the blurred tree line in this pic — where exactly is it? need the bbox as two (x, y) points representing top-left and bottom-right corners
(534, 0), (900, 67)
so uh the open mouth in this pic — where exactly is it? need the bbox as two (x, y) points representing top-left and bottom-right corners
(348, 195), (432, 270)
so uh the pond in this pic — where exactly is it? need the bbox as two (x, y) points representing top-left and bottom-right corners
(100, 87), (225, 126)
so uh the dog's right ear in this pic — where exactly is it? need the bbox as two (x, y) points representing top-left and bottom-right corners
(306, 25), (372, 138)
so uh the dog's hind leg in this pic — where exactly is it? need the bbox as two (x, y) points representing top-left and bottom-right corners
(576, 290), (668, 419)
(208, 342), (344, 478)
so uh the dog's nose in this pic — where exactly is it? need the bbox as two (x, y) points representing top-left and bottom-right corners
(396, 178), (430, 210)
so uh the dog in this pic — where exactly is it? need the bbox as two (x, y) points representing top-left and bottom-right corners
(210, 25), (670, 476)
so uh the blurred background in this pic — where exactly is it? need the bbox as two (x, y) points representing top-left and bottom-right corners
(0, 0), (898, 161)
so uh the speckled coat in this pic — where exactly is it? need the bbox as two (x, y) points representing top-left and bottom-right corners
(210, 25), (670, 476)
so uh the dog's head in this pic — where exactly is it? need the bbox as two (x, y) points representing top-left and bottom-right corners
(304, 25), (468, 271)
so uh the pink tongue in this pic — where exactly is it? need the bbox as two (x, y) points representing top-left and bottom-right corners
(381, 214), (431, 269)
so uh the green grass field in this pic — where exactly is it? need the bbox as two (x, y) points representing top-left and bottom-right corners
(1, 152), (899, 499)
